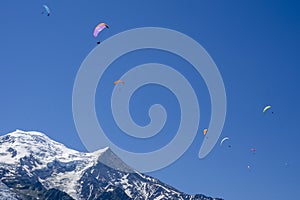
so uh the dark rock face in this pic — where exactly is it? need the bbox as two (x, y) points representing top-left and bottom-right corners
(78, 161), (222, 200)
(7, 147), (17, 158)
(97, 186), (132, 200)
(0, 164), (74, 200)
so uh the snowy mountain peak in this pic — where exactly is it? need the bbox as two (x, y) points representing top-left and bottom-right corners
(6, 129), (56, 144)
(0, 130), (111, 199)
(1, 130), (135, 173)
(0, 130), (222, 200)
(0, 130), (80, 166)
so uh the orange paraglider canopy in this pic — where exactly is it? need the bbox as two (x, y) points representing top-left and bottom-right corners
(203, 129), (208, 135)
(114, 80), (124, 85)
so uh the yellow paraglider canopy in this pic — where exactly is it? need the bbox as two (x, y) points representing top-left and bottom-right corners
(263, 105), (271, 113)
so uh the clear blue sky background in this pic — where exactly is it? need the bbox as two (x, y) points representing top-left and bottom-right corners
(1, 0), (299, 199)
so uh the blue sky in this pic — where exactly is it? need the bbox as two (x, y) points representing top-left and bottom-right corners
(1, 0), (300, 199)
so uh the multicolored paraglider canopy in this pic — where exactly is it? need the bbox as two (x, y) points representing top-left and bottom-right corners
(93, 23), (109, 38)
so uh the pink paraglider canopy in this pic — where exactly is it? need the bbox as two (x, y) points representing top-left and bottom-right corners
(93, 23), (109, 38)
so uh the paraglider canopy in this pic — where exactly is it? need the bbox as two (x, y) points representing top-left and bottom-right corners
(263, 105), (271, 113)
(203, 129), (208, 135)
(42, 5), (50, 16)
(220, 137), (229, 146)
(93, 23), (109, 38)
(250, 148), (256, 154)
(114, 80), (124, 85)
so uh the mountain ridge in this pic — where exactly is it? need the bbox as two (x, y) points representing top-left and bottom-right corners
(0, 130), (223, 200)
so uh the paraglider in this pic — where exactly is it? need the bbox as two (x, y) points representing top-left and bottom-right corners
(263, 105), (271, 113)
(114, 80), (125, 91)
(42, 5), (50, 16)
(285, 162), (290, 167)
(220, 137), (229, 146)
(203, 129), (208, 135)
(114, 80), (124, 85)
(93, 23), (109, 38)
(247, 165), (251, 170)
(250, 148), (256, 154)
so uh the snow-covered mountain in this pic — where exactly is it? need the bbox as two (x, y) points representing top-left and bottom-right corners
(0, 130), (223, 200)
(0, 181), (21, 200)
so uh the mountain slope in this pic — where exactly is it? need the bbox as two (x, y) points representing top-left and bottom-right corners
(0, 181), (21, 200)
(0, 130), (223, 200)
